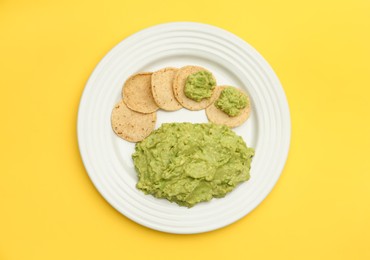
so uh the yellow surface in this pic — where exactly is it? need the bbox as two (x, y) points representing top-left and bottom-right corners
(1, 0), (370, 259)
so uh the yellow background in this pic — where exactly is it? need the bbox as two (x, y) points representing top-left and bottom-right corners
(1, 0), (370, 259)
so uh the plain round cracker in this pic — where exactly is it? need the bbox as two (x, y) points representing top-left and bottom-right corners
(111, 100), (156, 142)
(122, 72), (159, 114)
(151, 67), (182, 111)
(206, 86), (251, 128)
(173, 66), (217, 111)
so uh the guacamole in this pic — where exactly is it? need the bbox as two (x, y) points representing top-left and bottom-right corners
(215, 87), (248, 117)
(132, 123), (254, 207)
(184, 71), (216, 102)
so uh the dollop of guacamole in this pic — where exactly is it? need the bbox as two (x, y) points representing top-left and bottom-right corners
(215, 87), (249, 117)
(132, 123), (254, 207)
(184, 71), (216, 102)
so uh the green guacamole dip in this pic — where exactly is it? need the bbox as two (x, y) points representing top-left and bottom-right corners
(132, 123), (254, 207)
(215, 87), (249, 117)
(184, 71), (216, 102)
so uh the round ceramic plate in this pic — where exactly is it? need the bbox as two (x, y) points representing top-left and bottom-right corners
(77, 22), (291, 234)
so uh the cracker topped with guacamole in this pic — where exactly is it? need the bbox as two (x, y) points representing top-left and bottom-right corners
(206, 86), (251, 128)
(132, 123), (254, 207)
(215, 86), (249, 116)
(184, 70), (216, 102)
(173, 66), (218, 111)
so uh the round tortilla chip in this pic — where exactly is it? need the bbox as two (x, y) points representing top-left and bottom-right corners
(151, 67), (182, 111)
(206, 86), (251, 128)
(173, 65), (218, 111)
(122, 72), (159, 114)
(111, 100), (156, 142)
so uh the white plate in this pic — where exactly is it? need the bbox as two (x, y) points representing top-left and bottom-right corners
(77, 22), (291, 234)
